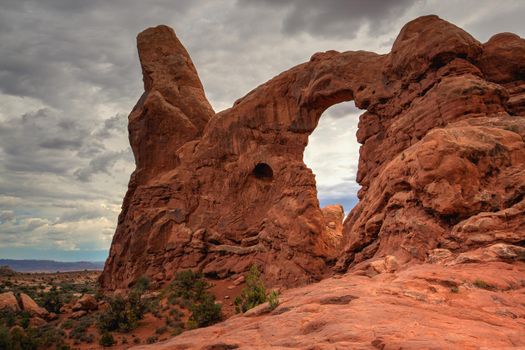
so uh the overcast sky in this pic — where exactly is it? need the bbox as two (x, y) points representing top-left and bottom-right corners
(0, 0), (524, 262)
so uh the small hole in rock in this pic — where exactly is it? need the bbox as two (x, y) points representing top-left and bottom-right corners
(252, 163), (273, 180)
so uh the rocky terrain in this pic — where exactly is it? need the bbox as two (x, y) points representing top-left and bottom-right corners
(0, 270), (245, 348)
(97, 14), (525, 349)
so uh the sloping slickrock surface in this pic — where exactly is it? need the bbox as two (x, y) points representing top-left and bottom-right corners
(132, 258), (525, 349)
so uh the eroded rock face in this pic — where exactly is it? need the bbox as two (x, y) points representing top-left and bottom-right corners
(101, 15), (525, 291)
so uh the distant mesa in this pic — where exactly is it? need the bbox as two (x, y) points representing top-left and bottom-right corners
(0, 259), (105, 273)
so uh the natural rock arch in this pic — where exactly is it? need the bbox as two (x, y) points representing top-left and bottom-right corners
(100, 15), (525, 291)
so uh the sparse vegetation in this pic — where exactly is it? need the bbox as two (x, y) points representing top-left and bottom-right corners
(268, 290), (280, 310)
(188, 294), (222, 328)
(40, 287), (63, 313)
(234, 265), (280, 314)
(155, 325), (167, 335)
(0, 269), (228, 348)
(234, 265), (267, 313)
(450, 286), (459, 293)
(146, 335), (158, 344)
(0, 321), (69, 350)
(99, 332), (116, 347)
(473, 279), (495, 290)
(97, 291), (146, 333)
(70, 317), (94, 343)
(133, 275), (150, 293)
(167, 270), (223, 329)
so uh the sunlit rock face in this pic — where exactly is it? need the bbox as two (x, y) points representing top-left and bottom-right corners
(100, 15), (525, 291)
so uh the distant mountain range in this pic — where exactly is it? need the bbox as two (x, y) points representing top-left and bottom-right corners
(0, 259), (105, 273)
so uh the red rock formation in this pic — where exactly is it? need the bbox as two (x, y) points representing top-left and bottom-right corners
(101, 15), (525, 297)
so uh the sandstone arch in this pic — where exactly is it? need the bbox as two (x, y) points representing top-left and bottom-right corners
(100, 15), (525, 290)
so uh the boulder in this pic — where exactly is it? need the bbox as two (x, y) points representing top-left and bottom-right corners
(72, 294), (98, 312)
(29, 317), (47, 328)
(70, 310), (87, 319)
(19, 293), (48, 318)
(0, 291), (20, 312)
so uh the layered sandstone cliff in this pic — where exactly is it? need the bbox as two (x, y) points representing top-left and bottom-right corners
(101, 14), (525, 302)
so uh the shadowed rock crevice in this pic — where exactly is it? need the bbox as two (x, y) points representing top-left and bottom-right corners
(101, 15), (525, 291)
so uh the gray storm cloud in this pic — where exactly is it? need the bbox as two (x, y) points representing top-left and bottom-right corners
(0, 0), (524, 260)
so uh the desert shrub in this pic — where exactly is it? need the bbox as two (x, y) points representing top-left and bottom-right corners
(98, 297), (136, 332)
(41, 287), (63, 314)
(58, 283), (75, 293)
(188, 294), (222, 328)
(97, 291), (146, 333)
(7, 325), (38, 350)
(0, 310), (17, 328)
(28, 324), (69, 349)
(169, 270), (211, 302)
(146, 335), (158, 344)
(473, 279), (495, 290)
(155, 326), (167, 335)
(168, 308), (183, 319)
(166, 270), (222, 329)
(70, 317), (93, 342)
(99, 332), (116, 347)
(61, 319), (74, 330)
(234, 265), (267, 313)
(268, 290), (279, 310)
(171, 325), (184, 337)
(133, 276), (150, 293)
(0, 325), (10, 350)
(94, 288), (104, 302)
(20, 311), (31, 329)
(2, 313), (67, 349)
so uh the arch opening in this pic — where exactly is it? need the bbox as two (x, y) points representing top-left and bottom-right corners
(252, 162), (274, 181)
(304, 101), (363, 216)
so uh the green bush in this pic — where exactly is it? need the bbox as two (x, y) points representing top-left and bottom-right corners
(20, 311), (30, 329)
(28, 324), (68, 349)
(1, 312), (69, 349)
(99, 332), (116, 347)
(97, 291), (146, 333)
(0, 310), (16, 328)
(146, 335), (158, 344)
(155, 326), (167, 335)
(70, 317), (93, 342)
(133, 276), (150, 294)
(41, 287), (63, 314)
(473, 279), (495, 290)
(268, 290), (279, 310)
(169, 270), (211, 302)
(7, 325), (39, 350)
(189, 294), (222, 328)
(167, 270), (222, 329)
(0, 325), (10, 350)
(234, 265), (267, 313)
